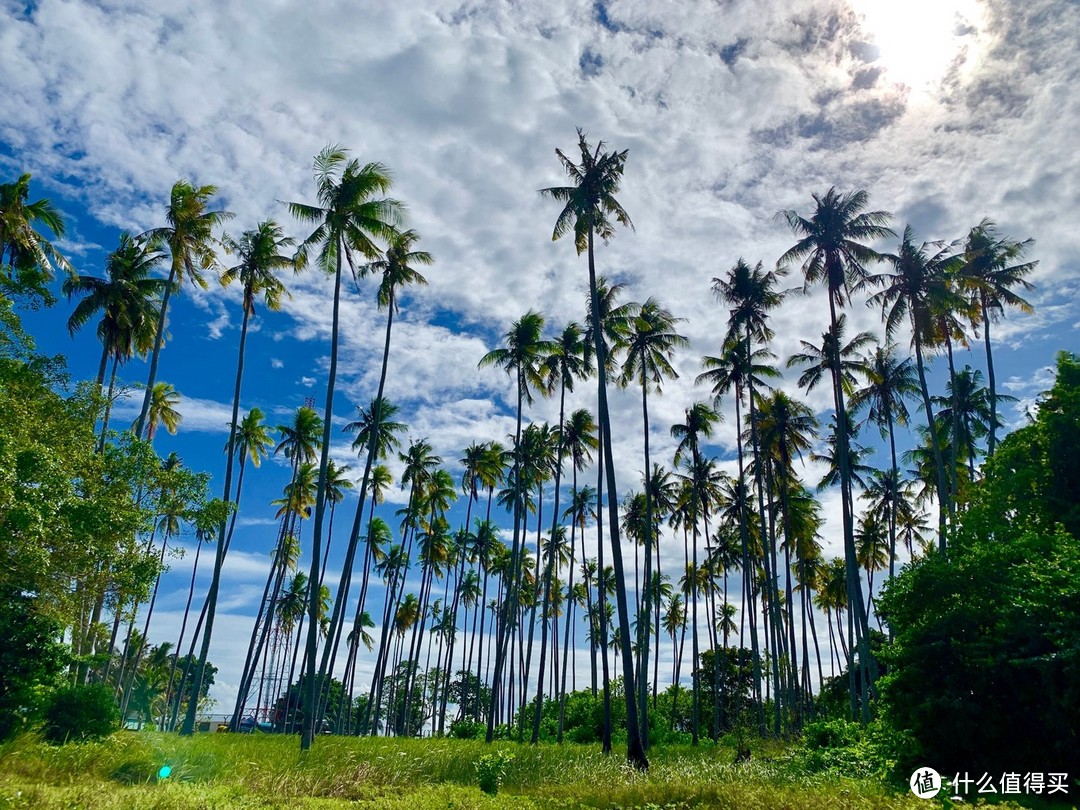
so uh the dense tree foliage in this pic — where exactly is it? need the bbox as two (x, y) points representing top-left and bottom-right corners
(878, 353), (1080, 776)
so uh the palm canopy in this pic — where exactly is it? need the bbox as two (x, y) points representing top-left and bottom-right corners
(220, 220), (296, 315)
(756, 390), (818, 479)
(368, 228), (432, 312)
(0, 173), (72, 297)
(478, 310), (553, 407)
(231, 407), (274, 468)
(618, 297), (689, 392)
(538, 128), (633, 254)
(63, 232), (166, 377)
(961, 218), (1037, 322)
(583, 276), (636, 372)
(868, 224), (964, 346)
(849, 344), (919, 436)
(697, 337), (780, 409)
(543, 321), (592, 396)
(288, 145), (404, 278)
(711, 258), (789, 345)
(787, 314), (874, 398)
(671, 402), (722, 468)
(144, 180), (233, 291)
(777, 187), (893, 307)
(143, 382), (182, 441)
(275, 406), (323, 464)
(345, 397), (407, 459)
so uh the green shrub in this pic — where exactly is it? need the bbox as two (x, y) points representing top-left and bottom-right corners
(475, 749), (514, 795)
(42, 683), (119, 744)
(448, 719), (485, 739)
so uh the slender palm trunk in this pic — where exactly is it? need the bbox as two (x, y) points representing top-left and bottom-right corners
(316, 296), (398, 726)
(486, 373), (525, 742)
(637, 372), (654, 749)
(595, 426), (612, 753)
(912, 325), (949, 552)
(161, 533), (204, 730)
(981, 299), (1000, 457)
(182, 301), (252, 734)
(531, 380), (568, 743)
(134, 266), (177, 439)
(826, 296), (873, 724)
(96, 355), (121, 453)
(586, 232), (647, 770)
(299, 239), (348, 751)
(734, 375), (765, 733)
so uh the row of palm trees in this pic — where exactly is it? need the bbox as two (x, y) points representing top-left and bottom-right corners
(7, 129), (1036, 766)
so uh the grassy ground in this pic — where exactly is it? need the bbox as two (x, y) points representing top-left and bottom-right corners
(0, 731), (1029, 809)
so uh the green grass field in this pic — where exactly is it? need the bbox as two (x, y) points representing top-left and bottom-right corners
(0, 731), (1032, 809)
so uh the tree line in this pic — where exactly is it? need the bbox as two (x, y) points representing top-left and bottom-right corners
(0, 130), (1038, 767)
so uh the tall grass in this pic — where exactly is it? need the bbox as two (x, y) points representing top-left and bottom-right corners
(0, 732), (1028, 809)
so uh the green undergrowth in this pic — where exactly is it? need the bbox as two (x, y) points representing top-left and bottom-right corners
(0, 731), (1030, 809)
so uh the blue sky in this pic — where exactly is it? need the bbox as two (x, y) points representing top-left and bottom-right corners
(4, 0), (1079, 714)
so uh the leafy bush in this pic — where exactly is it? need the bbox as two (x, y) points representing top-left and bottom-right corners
(475, 749), (514, 795)
(448, 718), (485, 739)
(0, 589), (66, 741)
(42, 683), (119, 743)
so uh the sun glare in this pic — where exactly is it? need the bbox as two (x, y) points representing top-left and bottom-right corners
(851, 0), (985, 93)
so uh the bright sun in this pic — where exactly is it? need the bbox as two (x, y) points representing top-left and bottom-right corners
(850, 0), (986, 92)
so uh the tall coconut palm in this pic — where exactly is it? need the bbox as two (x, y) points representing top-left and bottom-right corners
(182, 221), (294, 734)
(540, 128), (646, 769)
(755, 390), (818, 720)
(0, 173), (72, 301)
(228, 409), (321, 730)
(618, 298), (687, 746)
(849, 345), (919, 581)
(134, 181), (232, 440)
(869, 225), (963, 549)
(317, 231), (430, 717)
(287, 145), (403, 750)
(63, 233), (166, 450)
(778, 188), (892, 724)
(141, 382), (182, 443)
(709, 257), (788, 732)
(63, 232), (167, 390)
(478, 310), (551, 739)
(960, 219), (1037, 457)
(530, 321), (590, 743)
(671, 402), (721, 744)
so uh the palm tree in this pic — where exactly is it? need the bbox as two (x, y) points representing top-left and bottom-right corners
(709, 257), (788, 733)
(531, 322), (590, 743)
(287, 145), (403, 750)
(0, 173), (72, 301)
(869, 225), (962, 549)
(778, 187), (892, 724)
(540, 128), (646, 769)
(170, 408), (274, 731)
(478, 310), (551, 739)
(756, 390), (818, 719)
(850, 345), (919, 580)
(932, 365), (1010, 486)
(141, 382), (182, 442)
(63, 233), (166, 449)
(618, 298), (687, 746)
(319, 231), (430, 710)
(960, 220), (1037, 457)
(182, 222), (294, 734)
(63, 232), (166, 390)
(134, 181), (232, 440)
(671, 402), (720, 743)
